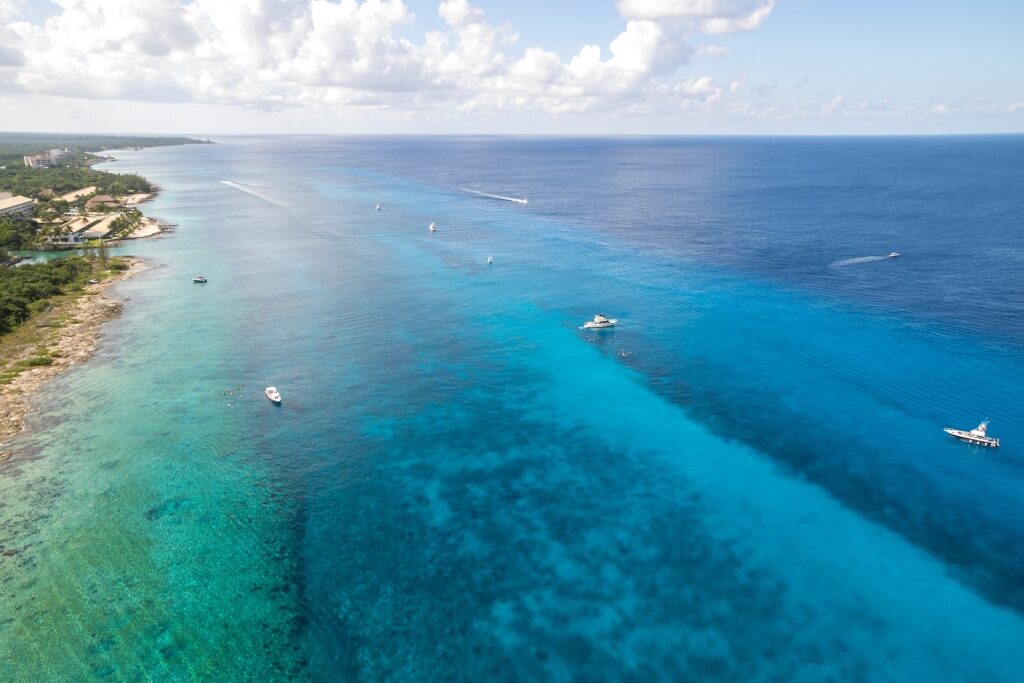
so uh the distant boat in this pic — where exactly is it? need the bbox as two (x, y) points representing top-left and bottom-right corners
(429, 222), (437, 232)
(944, 420), (999, 448)
(487, 256), (493, 264)
(265, 386), (282, 404)
(583, 314), (617, 330)
(193, 276), (207, 283)
(888, 252), (900, 258)
(376, 203), (381, 211)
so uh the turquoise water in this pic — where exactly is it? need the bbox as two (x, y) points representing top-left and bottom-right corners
(2, 136), (1023, 680)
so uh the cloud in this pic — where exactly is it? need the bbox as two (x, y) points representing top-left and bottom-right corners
(616, 0), (775, 34)
(695, 44), (728, 57)
(0, 0), (775, 117)
(821, 95), (843, 114)
(0, 0), (22, 22)
(930, 102), (951, 115)
(0, 45), (22, 66)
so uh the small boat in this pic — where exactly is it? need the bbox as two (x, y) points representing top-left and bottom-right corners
(429, 222), (437, 232)
(583, 314), (617, 330)
(487, 256), (493, 264)
(193, 276), (208, 283)
(944, 420), (999, 448)
(265, 386), (282, 404)
(888, 252), (900, 258)
(376, 203), (381, 211)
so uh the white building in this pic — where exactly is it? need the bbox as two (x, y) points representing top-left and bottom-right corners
(23, 154), (52, 168)
(0, 195), (34, 217)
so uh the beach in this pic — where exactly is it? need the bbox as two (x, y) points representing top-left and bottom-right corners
(0, 257), (143, 457)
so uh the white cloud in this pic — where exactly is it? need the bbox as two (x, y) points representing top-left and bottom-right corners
(821, 95), (843, 114)
(696, 44), (728, 57)
(0, 0), (776, 118)
(931, 102), (951, 115)
(616, 0), (774, 34)
(0, 0), (22, 21)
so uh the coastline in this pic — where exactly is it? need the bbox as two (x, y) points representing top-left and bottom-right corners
(0, 257), (145, 458)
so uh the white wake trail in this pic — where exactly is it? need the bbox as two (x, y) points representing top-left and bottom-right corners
(829, 255), (890, 268)
(457, 187), (529, 204)
(220, 180), (287, 207)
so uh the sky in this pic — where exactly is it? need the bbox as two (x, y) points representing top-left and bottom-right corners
(0, 0), (1021, 135)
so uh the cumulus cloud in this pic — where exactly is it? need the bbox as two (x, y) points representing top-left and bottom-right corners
(0, 0), (772, 116)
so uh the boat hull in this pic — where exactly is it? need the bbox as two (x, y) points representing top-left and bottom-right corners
(943, 428), (999, 448)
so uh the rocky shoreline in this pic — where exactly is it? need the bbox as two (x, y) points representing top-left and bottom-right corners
(0, 258), (144, 458)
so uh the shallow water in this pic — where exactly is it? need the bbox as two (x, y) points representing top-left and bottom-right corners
(2, 136), (1023, 681)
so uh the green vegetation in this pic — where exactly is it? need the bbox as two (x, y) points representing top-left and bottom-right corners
(108, 208), (143, 238)
(0, 133), (205, 168)
(0, 214), (39, 250)
(0, 133), (200, 248)
(0, 154), (154, 197)
(0, 256), (93, 335)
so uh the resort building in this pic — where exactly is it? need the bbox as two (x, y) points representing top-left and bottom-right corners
(22, 154), (53, 168)
(0, 195), (34, 217)
(59, 186), (97, 203)
(84, 194), (121, 210)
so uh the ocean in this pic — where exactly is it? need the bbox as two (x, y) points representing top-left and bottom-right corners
(1, 135), (1023, 681)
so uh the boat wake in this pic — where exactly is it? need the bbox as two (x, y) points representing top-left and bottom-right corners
(829, 255), (890, 268)
(220, 180), (286, 207)
(457, 187), (529, 204)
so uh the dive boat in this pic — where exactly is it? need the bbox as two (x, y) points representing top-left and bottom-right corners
(888, 252), (900, 258)
(583, 314), (617, 330)
(193, 276), (208, 283)
(429, 222), (437, 232)
(944, 420), (999, 448)
(265, 386), (282, 404)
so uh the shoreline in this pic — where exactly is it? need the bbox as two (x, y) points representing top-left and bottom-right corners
(0, 257), (145, 458)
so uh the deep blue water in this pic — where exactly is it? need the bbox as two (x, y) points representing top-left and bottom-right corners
(2, 135), (1024, 681)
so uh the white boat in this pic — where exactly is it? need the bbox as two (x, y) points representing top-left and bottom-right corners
(429, 222), (437, 232)
(193, 276), (207, 283)
(376, 203), (381, 211)
(265, 386), (282, 404)
(487, 256), (493, 264)
(944, 420), (999, 448)
(888, 252), (900, 258)
(583, 314), (617, 329)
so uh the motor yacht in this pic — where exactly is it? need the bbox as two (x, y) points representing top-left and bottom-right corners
(193, 276), (207, 283)
(265, 386), (282, 404)
(583, 314), (617, 329)
(888, 252), (900, 258)
(944, 420), (999, 448)
(429, 222), (437, 232)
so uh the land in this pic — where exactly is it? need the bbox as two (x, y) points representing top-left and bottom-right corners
(0, 257), (142, 457)
(0, 134), (196, 454)
(0, 133), (204, 253)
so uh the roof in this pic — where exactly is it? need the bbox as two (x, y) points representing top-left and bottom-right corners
(59, 186), (97, 202)
(87, 194), (117, 203)
(0, 195), (33, 210)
